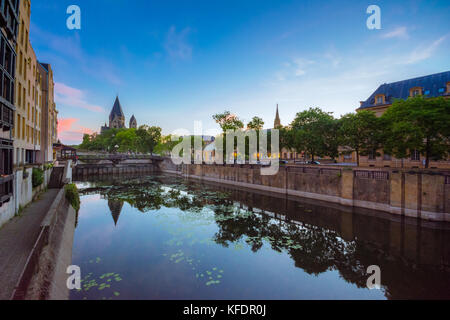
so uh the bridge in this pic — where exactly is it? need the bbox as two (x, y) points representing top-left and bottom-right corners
(74, 154), (164, 165)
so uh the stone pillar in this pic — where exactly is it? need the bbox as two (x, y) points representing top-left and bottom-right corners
(404, 173), (419, 218)
(389, 171), (403, 216)
(340, 169), (353, 206)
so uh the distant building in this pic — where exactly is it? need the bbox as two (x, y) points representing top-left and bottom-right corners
(357, 71), (450, 117)
(38, 62), (58, 163)
(348, 71), (450, 168)
(101, 96), (136, 133)
(129, 115), (137, 129)
(274, 104), (281, 128)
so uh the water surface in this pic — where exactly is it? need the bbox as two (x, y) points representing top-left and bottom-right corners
(70, 173), (450, 300)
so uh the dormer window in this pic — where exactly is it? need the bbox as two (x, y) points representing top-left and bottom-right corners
(410, 87), (422, 97)
(375, 94), (385, 105)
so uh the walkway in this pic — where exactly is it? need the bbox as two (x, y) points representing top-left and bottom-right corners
(0, 189), (59, 300)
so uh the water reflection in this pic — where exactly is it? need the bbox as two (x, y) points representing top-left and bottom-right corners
(76, 174), (450, 299)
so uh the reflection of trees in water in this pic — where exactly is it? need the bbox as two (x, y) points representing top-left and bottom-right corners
(79, 174), (450, 299)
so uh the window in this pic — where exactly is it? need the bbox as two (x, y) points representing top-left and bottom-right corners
(439, 88), (445, 93)
(411, 150), (420, 161)
(383, 153), (392, 161)
(368, 150), (377, 160)
(410, 87), (422, 97)
(376, 95), (384, 104)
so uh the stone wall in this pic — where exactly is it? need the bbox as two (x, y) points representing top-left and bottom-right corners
(73, 163), (156, 180)
(158, 159), (450, 222)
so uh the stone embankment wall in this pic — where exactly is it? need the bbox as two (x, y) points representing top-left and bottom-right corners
(158, 159), (450, 222)
(73, 162), (156, 180)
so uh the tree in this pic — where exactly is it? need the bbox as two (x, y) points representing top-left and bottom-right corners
(115, 129), (137, 153)
(213, 111), (244, 132)
(338, 110), (383, 166)
(382, 96), (450, 168)
(246, 116), (264, 131)
(290, 108), (337, 161)
(136, 125), (162, 154)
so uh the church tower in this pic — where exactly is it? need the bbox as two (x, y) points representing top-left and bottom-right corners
(129, 115), (137, 129)
(274, 104), (281, 128)
(109, 96), (126, 129)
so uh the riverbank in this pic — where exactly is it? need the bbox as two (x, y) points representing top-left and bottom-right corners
(157, 160), (450, 222)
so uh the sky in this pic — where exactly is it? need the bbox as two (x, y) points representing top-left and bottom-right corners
(29, 0), (450, 144)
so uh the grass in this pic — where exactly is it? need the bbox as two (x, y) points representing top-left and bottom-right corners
(65, 184), (81, 213)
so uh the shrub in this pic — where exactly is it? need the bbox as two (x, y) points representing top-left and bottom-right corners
(65, 184), (80, 213)
(32, 168), (44, 188)
(44, 163), (54, 171)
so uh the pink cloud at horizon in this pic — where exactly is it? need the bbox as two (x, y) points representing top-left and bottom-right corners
(58, 117), (95, 145)
(55, 82), (105, 113)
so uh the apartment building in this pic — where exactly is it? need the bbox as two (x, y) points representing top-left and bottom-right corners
(0, 0), (19, 206)
(37, 62), (57, 163)
(14, 0), (42, 165)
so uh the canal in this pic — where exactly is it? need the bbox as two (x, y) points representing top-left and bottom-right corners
(70, 173), (450, 300)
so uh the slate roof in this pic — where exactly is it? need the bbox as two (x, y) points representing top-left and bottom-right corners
(109, 96), (125, 121)
(358, 71), (450, 110)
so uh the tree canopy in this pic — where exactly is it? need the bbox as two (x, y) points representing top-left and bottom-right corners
(79, 125), (162, 154)
(381, 96), (450, 168)
(338, 110), (383, 166)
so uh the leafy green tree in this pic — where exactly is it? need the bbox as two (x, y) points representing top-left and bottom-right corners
(116, 129), (138, 152)
(136, 125), (162, 154)
(246, 116), (264, 130)
(382, 96), (450, 168)
(213, 111), (244, 132)
(290, 108), (337, 161)
(338, 110), (383, 166)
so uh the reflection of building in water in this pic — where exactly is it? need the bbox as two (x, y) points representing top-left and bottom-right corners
(108, 199), (124, 226)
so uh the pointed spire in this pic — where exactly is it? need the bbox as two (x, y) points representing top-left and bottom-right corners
(109, 96), (125, 122)
(274, 104), (281, 128)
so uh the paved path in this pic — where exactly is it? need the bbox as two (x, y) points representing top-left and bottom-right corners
(0, 189), (59, 300)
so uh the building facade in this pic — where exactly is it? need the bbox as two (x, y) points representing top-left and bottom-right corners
(0, 0), (20, 213)
(0, 0), (19, 207)
(101, 96), (136, 133)
(37, 62), (57, 163)
(14, 0), (42, 165)
(129, 114), (137, 129)
(349, 71), (450, 168)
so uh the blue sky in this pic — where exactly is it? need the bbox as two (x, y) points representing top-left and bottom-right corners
(29, 0), (450, 144)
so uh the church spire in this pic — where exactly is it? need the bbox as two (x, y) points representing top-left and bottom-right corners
(274, 104), (281, 128)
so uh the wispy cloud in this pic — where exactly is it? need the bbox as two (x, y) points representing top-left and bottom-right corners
(58, 118), (95, 144)
(55, 82), (105, 113)
(164, 26), (193, 60)
(381, 26), (409, 39)
(30, 23), (122, 86)
(405, 35), (447, 64)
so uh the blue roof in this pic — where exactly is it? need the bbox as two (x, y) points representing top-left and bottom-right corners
(358, 71), (450, 109)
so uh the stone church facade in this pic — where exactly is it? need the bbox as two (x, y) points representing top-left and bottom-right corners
(101, 96), (137, 133)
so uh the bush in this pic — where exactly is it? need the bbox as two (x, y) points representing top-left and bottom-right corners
(44, 163), (54, 171)
(32, 168), (44, 188)
(65, 184), (80, 213)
